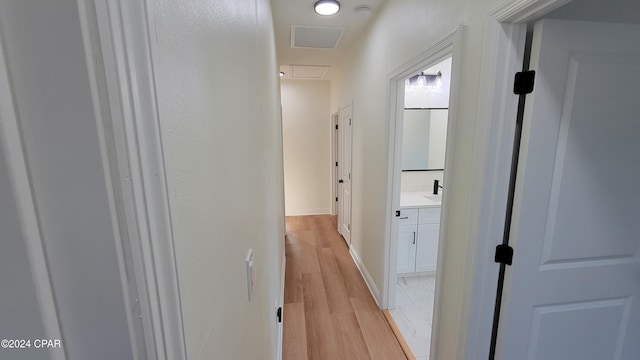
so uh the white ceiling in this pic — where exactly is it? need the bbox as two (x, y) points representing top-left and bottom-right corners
(271, 0), (386, 79)
(546, 0), (640, 24)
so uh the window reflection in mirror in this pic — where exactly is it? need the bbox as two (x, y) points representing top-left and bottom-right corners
(401, 108), (448, 171)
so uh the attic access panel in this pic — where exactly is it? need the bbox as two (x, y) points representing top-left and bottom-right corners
(291, 25), (344, 49)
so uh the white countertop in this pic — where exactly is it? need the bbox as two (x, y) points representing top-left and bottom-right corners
(400, 191), (442, 208)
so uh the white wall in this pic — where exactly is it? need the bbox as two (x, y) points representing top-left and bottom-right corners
(428, 109), (448, 169)
(546, 0), (640, 23)
(152, 0), (285, 358)
(281, 80), (332, 215)
(402, 110), (431, 170)
(0, 1), (134, 359)
(330, 66), (344, 115)
(0, 150), (47, 360)
(333, 0), (517, 358)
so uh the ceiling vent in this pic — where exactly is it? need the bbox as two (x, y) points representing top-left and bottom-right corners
(289, 65), (330, 79)
(291, 25), (344, 49)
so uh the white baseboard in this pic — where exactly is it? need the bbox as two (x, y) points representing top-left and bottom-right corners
(349, 246), (380, 307)
(285, 208), (332, 216)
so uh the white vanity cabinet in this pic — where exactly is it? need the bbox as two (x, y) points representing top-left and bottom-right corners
(397, 225), (417, 274)
(397, 206), (440, 275)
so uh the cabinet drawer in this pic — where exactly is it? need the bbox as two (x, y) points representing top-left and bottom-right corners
(418, 207), (441, 224)
(398, 208), (418, 225)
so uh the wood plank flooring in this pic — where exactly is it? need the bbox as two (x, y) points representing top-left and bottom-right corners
(283, 215), (407, 360)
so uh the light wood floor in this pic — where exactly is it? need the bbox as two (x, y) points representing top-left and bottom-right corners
(283, 215), (407, 360)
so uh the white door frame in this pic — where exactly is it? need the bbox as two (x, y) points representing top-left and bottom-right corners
(462, 0), (574, 359)
(381, 25), (464, 350)
(81, 0), (188, 358)
(337, 110), (344, 233)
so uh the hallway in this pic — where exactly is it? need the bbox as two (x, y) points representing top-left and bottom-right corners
(283, 215), (407, 359)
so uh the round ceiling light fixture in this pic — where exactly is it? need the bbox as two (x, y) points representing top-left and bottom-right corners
(314, 0), (340, 16)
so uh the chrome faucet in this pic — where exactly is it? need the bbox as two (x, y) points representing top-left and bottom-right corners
(433, 179), (443, 195)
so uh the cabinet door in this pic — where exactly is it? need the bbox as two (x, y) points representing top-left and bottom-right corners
(397, 225), (417, 274)
(416, 223), (439, 273)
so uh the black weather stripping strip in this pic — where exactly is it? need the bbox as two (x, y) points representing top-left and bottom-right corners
(488, 23), (534, 360)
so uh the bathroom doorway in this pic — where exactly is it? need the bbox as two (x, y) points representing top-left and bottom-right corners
(382, 28), (463, 359)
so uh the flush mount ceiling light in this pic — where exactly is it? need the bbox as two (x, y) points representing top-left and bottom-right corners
(314, 0), (340, 16)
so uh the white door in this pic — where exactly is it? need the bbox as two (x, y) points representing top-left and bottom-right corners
(497, 19), (640, 359)
(332, 113), (339, 216)
(416, 223), (438, 273)
(397, 225), (417, 274)
(338, 105), (352, 243)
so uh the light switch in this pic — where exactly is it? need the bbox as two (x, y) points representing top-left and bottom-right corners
(246, 249), (254, 301)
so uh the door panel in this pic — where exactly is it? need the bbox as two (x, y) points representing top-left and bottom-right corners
(397, 225), (417, 274)
(416, 223), (438, 273)
(339, 105), (352, 244)
(498, 19), (640, 360)
(528, 298), (629, 360)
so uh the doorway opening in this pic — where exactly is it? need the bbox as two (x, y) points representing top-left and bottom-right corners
(383, 28), (463, 359)
(464, 0), (640, 358)
(391, 56), (451, 358)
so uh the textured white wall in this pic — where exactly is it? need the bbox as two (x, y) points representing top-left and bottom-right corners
(152, 0), (285, 358)
(0, 1), (134, 358)
(281, 80), (332, 215)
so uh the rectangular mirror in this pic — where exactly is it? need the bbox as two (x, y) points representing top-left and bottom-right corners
(401, 108), (448, 171)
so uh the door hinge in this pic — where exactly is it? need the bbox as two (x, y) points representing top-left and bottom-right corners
(349, 118), (352, 126)
(395, 210), (400, 217)
(348, 224), (351, 231)
(495, 244), (514, 266)
(348, 173), (351, 180)
(336, 124), (339, 129)
(336, 161), (338, 167)
(276, 306), (282, 323)
(336, 197), (338, 202)
(513, 71), (536, 95)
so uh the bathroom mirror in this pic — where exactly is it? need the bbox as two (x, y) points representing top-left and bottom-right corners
(401, 108), (448, 171)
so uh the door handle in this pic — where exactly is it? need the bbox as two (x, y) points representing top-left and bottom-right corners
(338, 179), (344, 183)
(399, 216), (409, 219)
(413, 232), (416, 245)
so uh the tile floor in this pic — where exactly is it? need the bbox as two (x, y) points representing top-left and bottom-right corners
(389, 275), (435, 360)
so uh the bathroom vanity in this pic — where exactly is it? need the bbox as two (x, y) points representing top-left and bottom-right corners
(397, 192), (441, 275)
